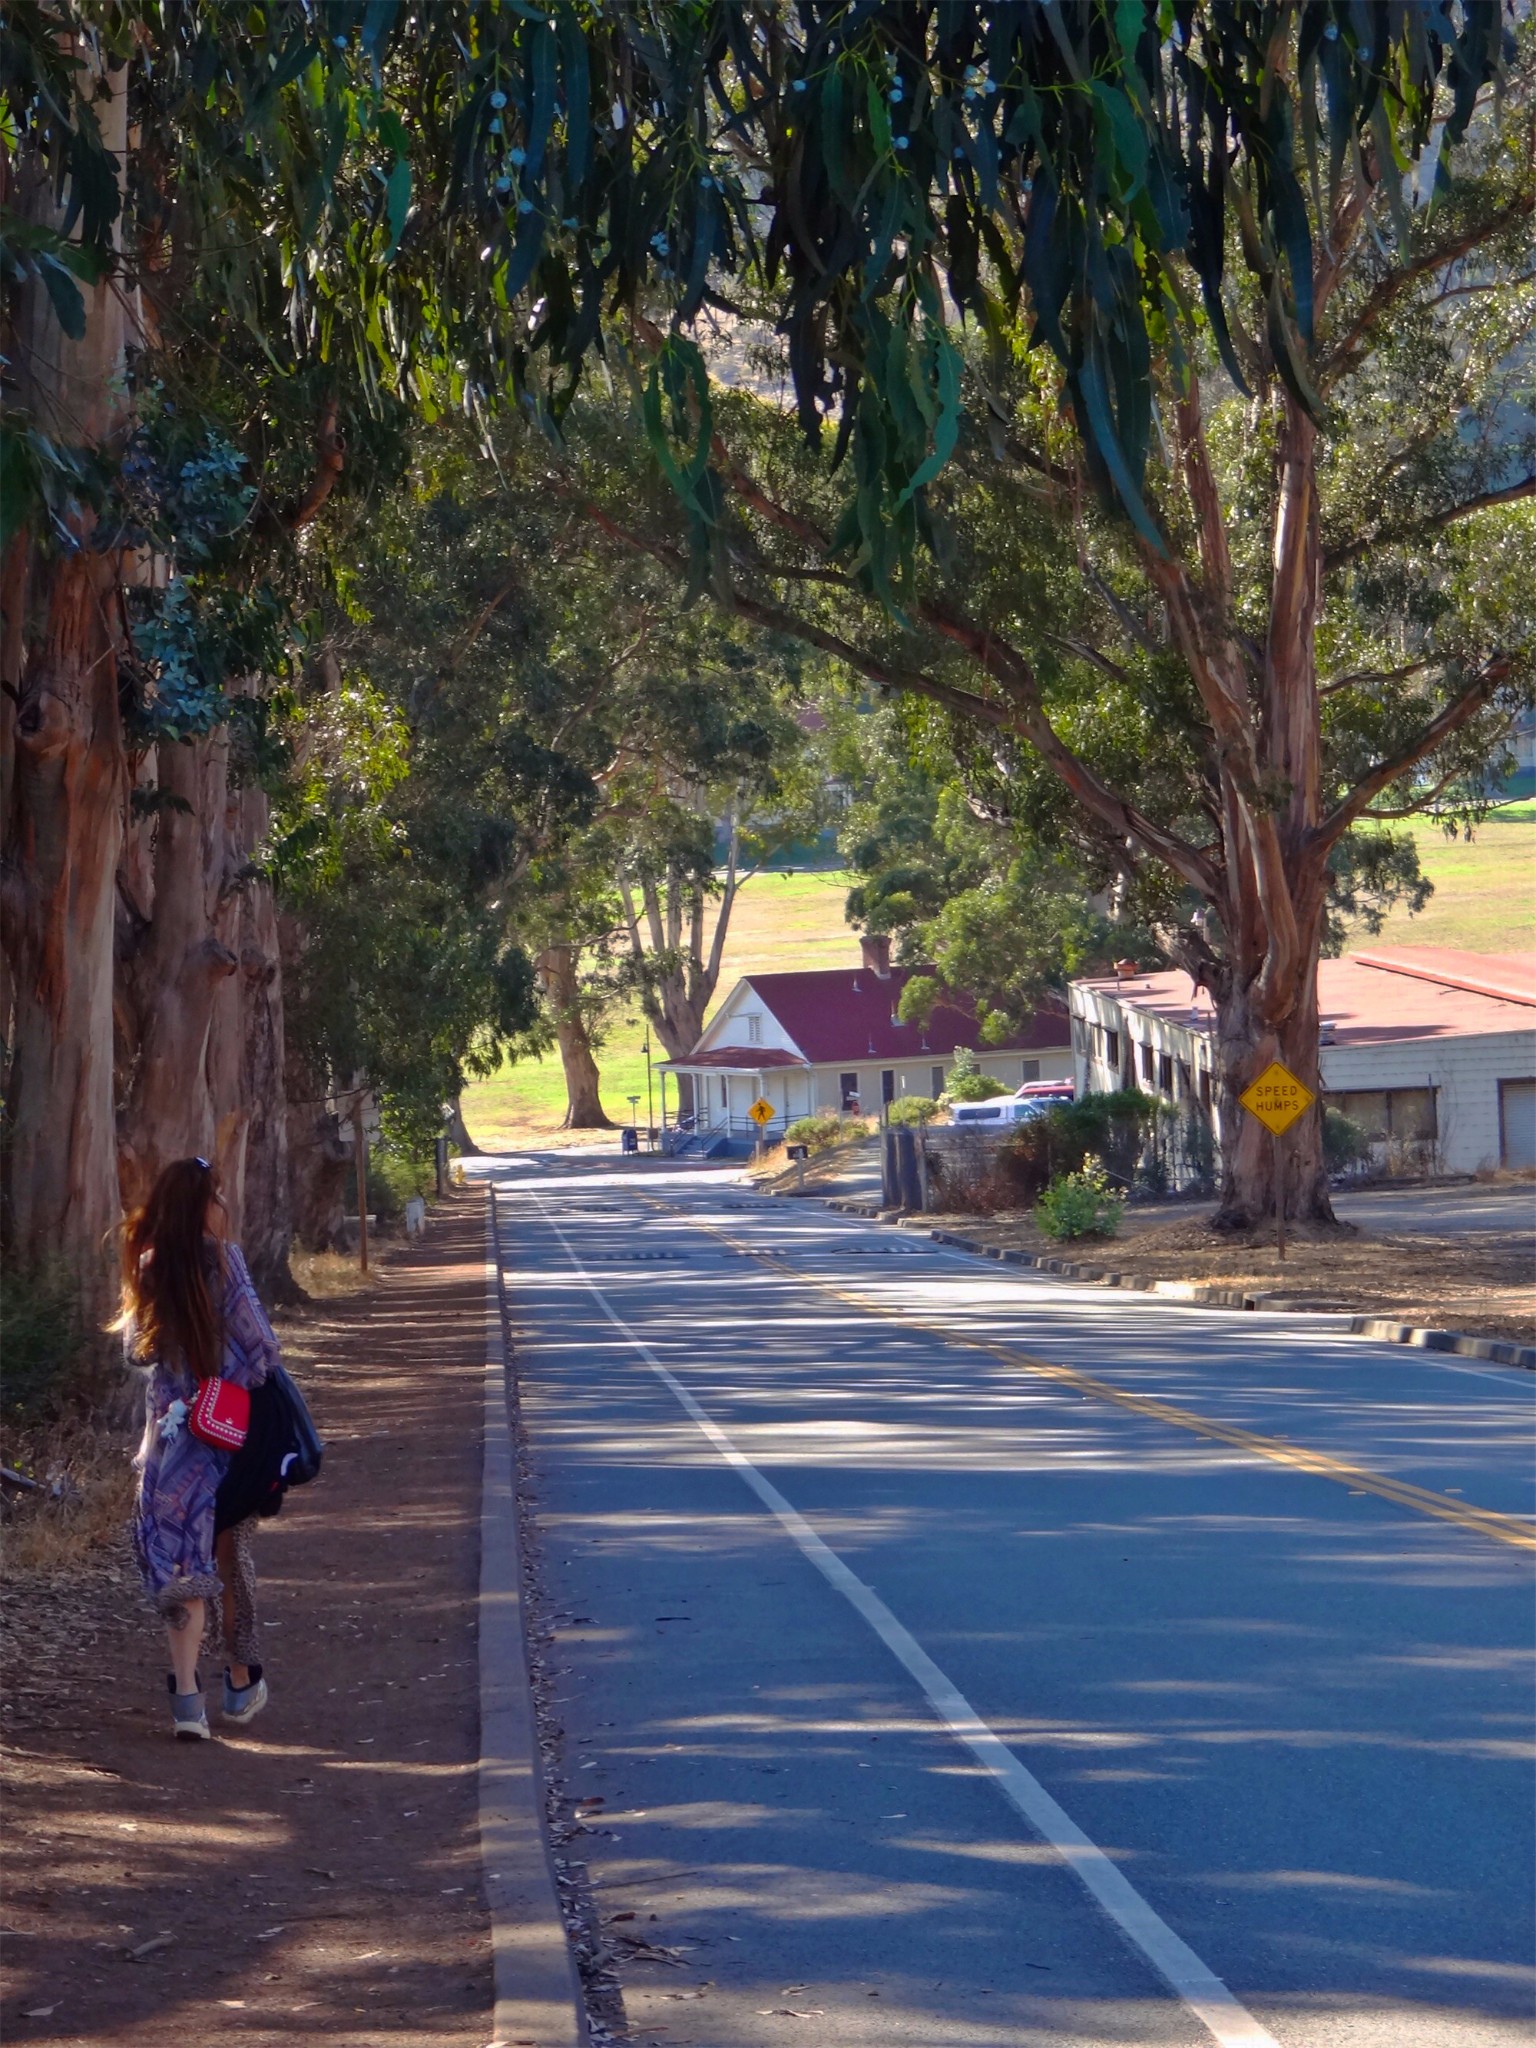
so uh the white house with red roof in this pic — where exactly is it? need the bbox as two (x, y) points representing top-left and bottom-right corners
(659, 934), (1072, 1149)
(1070, 947), (1536, 1174)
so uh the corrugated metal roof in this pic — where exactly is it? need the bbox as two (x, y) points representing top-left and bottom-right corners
(1076, 948), (1536, 1046)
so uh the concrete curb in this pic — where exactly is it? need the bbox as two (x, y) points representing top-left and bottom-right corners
(479, 1188), (589, 2048)
(816, 1195), (1535, 1371)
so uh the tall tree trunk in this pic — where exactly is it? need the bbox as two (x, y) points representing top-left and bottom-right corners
(0, 52), (132, 1314)
(116, 733), (239, 1210)
(445, 1096), (480, 1155)
(210, 778), (296, 1297)
(1204, 394), (1332, 1231)
(279, 915), (352, 1251)
(536, 944), (612, 1127)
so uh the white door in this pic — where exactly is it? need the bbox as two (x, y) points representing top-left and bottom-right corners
(1499, 1079), (1536, 1168)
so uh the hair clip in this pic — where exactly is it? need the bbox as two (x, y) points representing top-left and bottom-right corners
(194, 1156), (211, 1171)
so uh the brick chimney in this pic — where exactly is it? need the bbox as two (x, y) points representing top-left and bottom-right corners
(860, 933), (892, 980)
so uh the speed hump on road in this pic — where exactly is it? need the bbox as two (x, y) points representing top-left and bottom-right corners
(1238, 1060), (1316, 1135)
(747, 1097), (777, 1127)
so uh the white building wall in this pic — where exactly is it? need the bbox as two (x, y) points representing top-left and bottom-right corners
(696, 979), (803, 1056)
(1320, 1029), (1536, 1173)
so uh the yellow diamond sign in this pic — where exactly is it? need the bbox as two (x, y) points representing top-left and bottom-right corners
(747, 1096), (777, 1127)
(1239, 1061), (1316, 1136)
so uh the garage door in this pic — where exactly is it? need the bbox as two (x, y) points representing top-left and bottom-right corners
(1499, 1078), (1536, 1169)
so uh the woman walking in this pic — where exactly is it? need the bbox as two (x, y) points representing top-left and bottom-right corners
(119, 1156), (280, 1740)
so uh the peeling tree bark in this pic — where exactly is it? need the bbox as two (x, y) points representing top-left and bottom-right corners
(0, 55), (133, 1307)
(116, 732), (239, 1211)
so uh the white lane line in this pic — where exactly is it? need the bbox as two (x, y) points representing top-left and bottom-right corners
(525, 1194), (1282, 2048)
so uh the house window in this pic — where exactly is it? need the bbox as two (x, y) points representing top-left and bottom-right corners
(1176, 1059), (1193, 1101)
(1021, 1058), (1040, 1084)
(881, 1068), (896, 1104)
(1106, 1029), (1120, 1069)
(1141, 1041), (1156, 1084)
(1158, 1052), (1174, 1094)
(1200, 1068), (1212, 1109)
(720, 1075), (729, 1109)
(839, 1071), (860, 1111)
(931, 1064), (945, 1097)
(746, 1013), (762, 1044)
(1329, 1088), (1438, 1142)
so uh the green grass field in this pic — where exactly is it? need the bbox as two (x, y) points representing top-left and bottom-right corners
(1364, 815), (1535, 953)
(463, 821), (1536, 1145)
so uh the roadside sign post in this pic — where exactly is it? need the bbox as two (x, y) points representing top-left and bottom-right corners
(1237, 1061), (1317, 1262)
(747, 1096), (776, 1158)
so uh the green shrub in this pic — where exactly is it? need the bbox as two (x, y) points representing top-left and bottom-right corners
(887, 1095), (942, 1126)
(1323, 1107), (1372, 1173)
(943, 1048), (1009, 1103)
(995, 1088), (1161, 1204)
(784, 1110), (864, 1154)
(342, 1144), (433, 1221)
(1036, 1161), (1124, 1241)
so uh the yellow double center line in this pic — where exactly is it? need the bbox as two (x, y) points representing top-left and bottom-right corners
(647, 1200), (1535, 1556)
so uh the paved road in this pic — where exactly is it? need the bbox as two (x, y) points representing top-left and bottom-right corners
(482, 1155), (1535, 2048)
(1332, 1181), (1536, 1238)
(797, 1154), (1536, 1238)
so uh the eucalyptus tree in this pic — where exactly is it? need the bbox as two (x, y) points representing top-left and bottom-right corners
(3, 1), (1525, 1298)
(556, 4), (1532, 1226)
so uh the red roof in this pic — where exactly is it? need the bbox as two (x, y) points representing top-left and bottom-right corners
(734, 966), (1070, 1064)
(1351, 948), (1536, 1007)
(1077, 948), (1536, 1047)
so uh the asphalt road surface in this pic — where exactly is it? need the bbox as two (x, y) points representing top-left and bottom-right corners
(483, 1155), (1535, 2048)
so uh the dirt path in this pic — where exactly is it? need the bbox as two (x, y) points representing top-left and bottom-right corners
(1, 1194), (498, 2047)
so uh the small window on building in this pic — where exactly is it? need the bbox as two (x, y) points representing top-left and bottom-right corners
(720, 1075), (729, 1109)
(931, 1064), (945, 1097)
(1141, 1041), (1156, 1084)
(1329, 1088), (1437, 1142)
(1200, 1067), (1212, 1109)
(1021, 1058), (1040, 1084)
(840, 1071), (860, 1111)
(1158, 1052), (1173, 1094)
(1106, 1029), (1120, 1069)
(1176, 1059), (1193, 1101)
(746, 1013), (762, 1044)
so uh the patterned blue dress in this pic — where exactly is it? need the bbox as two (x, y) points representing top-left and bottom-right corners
(130, 1241), (279, 1621)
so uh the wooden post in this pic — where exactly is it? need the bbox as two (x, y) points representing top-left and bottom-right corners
(355, 1095), (369, 1274)
(1274, 1128), (1286, 1263)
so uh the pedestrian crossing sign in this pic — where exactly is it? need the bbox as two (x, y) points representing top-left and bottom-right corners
(747, 1097), (777, 1126)
(1239, 1061), (1315, 1136)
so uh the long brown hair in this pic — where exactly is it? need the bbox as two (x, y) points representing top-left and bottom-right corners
(116, 1157), (225, 1379)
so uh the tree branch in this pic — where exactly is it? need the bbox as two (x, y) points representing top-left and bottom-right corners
(581, 501), (1223, 902)
(1312, 657), (1514, 850)
(1325, 474), (1536, 570)
(283, 397), (344, 533)
(1318, 658), (1433, 698)
(1319, 192), (1536, 384)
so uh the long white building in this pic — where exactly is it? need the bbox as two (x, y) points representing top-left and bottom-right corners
(1070, 947), (1536, 1175)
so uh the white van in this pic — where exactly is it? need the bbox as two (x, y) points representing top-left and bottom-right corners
(950, 1082), (1074, 1127)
